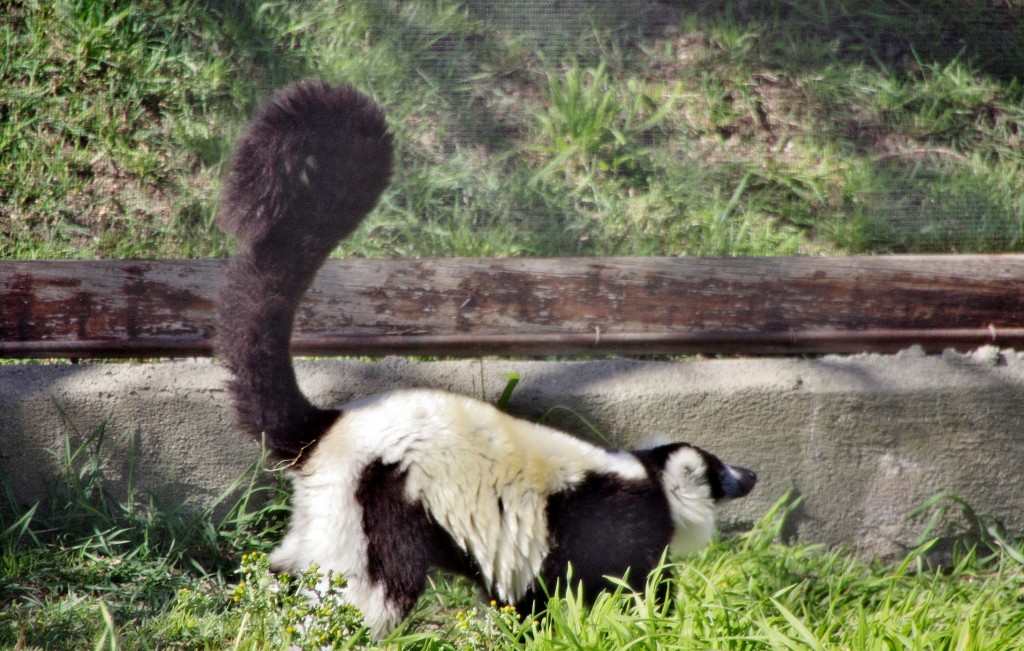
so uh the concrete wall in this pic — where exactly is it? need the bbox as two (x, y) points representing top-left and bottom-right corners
(2, 348), (1022, 557)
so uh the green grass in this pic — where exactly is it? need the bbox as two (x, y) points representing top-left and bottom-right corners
(2, 421), (1023, 650)
(3, 0), (1024, 259)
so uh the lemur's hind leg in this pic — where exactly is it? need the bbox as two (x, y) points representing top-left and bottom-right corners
(353, 460), (444, 634)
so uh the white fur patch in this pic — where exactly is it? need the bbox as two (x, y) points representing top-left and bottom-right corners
(272, 389), (647, 634)
(660, 447), (717, 555)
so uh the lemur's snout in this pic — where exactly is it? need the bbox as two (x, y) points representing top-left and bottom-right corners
(721, 465), (757, 500)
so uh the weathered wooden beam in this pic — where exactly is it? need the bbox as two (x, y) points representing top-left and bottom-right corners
(2, 256), (1024, 358)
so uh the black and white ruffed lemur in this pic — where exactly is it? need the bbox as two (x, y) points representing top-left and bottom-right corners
(216, 79), (757, 638)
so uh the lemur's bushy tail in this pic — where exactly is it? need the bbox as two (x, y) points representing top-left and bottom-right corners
(216, 80), (393, 459)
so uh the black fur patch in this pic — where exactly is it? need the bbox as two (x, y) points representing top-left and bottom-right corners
(695, 448), (732, 500)
(519, 471), (673, 614)
(693, 448), (756, 501)
(356, 459), (480, 618)
(631, 444), (686, 479)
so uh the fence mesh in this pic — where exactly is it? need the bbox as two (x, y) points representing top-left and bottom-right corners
(372, 1), (1024, 257)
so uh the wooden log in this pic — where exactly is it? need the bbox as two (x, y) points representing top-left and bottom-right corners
(2, 256), (1024, 358)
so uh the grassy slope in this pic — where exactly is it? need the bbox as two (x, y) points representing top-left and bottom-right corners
(2, 0), (1023, 259)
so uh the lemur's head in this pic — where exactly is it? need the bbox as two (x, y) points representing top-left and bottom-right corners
(634, 443), (756, 555)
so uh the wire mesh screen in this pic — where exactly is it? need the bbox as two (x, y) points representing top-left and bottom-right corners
(464, 0), (643, 43)
(3, 1), (1021, 259)
(362, 1), (1024, 258)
